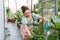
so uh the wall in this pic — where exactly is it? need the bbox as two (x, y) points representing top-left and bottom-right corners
(0, 0), (4, 40)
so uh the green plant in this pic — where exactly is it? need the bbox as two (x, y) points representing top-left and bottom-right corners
(6, 7), (10, 18)
(48, 31), (58, 40)
(14, 9), (23, 23)
(31, 18), (59, 40)
(32, 22), (46, 40)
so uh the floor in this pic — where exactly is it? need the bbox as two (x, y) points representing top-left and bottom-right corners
(5, 22), (22, 40)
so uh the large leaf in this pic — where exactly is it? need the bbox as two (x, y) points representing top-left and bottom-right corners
(14, 9), (23, 23)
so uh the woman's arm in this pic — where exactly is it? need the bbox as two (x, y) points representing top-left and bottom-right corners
(39, 16), (50, 22)
(32, 13), (49, 22)
(24, 25), (32, 36)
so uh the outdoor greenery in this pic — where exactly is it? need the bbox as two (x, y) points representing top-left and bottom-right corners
(31, 16), (59, 40)
(33, 0), (55, 19)
(30, 0), (59, 40)
(32, 22), (46, 40)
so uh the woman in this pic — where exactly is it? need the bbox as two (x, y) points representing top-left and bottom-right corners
(21, 6), (49, 40)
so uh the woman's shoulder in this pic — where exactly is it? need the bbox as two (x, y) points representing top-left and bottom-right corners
(32, 13), (38, 15)
(32, 13), (40, 19)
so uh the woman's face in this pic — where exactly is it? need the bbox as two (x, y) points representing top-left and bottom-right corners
(24, 10), (32, 17)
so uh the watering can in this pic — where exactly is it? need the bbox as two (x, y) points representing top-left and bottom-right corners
(45, 22), (52, 35)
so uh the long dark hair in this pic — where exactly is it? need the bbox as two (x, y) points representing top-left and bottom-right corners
(21, 6), (29, 14)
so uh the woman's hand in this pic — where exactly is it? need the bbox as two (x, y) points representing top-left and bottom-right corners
(24, 25), (33, 38)
(25, 25), (32, 36)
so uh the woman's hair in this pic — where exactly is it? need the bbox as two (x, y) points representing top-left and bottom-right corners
(21, 6), (29, 13)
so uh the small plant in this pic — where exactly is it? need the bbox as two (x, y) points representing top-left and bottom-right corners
(6, 7), (11, 22)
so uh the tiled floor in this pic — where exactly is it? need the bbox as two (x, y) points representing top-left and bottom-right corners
(5, 22), (22, 40)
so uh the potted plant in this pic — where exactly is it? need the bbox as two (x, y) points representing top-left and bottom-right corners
(6, 7), (10, 22)
(9, 14), (16, 23)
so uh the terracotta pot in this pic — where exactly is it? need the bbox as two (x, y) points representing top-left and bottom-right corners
(10, 19), (15, 23)
(6, 18), (15, 23)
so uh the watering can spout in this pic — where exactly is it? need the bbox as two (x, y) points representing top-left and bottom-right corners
(45, 22), (51, 35)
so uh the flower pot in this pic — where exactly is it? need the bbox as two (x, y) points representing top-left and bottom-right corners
(10, 19), (15, 23)
(6, 18), (15, 23)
